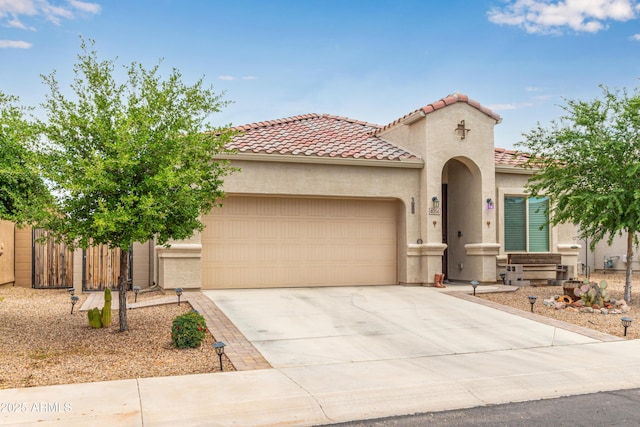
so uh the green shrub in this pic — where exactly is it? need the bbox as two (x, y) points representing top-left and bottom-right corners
(171, 310), (208, 348)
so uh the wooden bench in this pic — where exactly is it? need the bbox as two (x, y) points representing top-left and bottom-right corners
(507, 253), (564, 285)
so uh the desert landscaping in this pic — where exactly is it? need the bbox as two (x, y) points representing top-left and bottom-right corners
(0, 271), (638, 390)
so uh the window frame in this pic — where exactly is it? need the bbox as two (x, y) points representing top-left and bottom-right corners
(503, 195), (550, 253)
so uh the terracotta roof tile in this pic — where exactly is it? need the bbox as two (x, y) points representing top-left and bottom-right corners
(227, 113), (419, 161)
(494, 147), (531, 167)
(374, 93), (502, 135)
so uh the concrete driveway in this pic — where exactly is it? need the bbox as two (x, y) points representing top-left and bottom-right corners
(204, 285), (598, 368)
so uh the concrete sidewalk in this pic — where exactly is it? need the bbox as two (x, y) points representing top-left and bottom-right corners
(3, 285), (640, 426)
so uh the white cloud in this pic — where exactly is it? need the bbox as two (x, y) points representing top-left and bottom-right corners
(0, 39), (32, 48)
(0, 0), (100, 28)
(218, 75), (236, 81)
(525, 86), (541, 92)
(632, 33), (640, 40)
(69, 0), (101, 14)
(487, 103), (519, 111)
(488, 0), (639, 34)
(242, 76), (257, 80)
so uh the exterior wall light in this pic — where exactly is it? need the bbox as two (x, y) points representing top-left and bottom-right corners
(213, 341), (226, 371)
(622, 317), (632, 336)
(432, 196), (440, 209)
(486, 198), (494, 209)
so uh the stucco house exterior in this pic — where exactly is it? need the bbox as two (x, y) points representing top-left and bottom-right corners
(2, 93), (606, 291)
(156, 93), (582, 290)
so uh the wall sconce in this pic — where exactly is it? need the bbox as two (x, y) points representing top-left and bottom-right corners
(455, 120), (470, 139)
(411, 197), (415, 214)
(486, 198), (494, 209)
(432, 196), (440, 209)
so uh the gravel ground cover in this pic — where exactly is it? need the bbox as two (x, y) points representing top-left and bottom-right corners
(0, 286), (234, 390)
(477, 272), (640, 339)
(1, 272), (638, 390)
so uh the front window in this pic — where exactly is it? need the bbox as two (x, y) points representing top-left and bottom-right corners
(504, 196), (549, 252)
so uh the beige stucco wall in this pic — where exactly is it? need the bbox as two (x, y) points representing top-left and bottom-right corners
(495, 169), (581, 275)
(0, 220), (15, 286)
(381, 103), (501, 282)
(14, 226), (31, 287)
(220, 160), (422, 285)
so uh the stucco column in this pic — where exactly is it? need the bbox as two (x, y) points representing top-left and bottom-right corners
(156, 231), (202, 290)
(465, 243), (501, 283)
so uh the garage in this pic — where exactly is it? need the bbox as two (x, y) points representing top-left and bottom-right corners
(201, 196), (398, 289)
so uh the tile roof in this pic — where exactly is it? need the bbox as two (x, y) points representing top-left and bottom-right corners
(494, 147), (532, 167)
(374, 93), (502, 135)
(228, 113), (419, 161)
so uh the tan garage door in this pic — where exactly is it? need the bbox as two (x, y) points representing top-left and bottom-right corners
(201, 196), (398, 289)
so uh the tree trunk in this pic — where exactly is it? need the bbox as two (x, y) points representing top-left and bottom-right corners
(118, 249), (129, 332)
(625, 232), (633, 303)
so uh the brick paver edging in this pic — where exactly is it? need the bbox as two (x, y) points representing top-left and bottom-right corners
(448, 291), (624, 343)
(186, 292), (272, 371)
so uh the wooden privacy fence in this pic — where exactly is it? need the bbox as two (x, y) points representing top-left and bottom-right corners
(32, 229), (73, 289)
(83, 245), (128, 291)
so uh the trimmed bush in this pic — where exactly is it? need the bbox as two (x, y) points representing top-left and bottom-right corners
(171, 310), (208, 348)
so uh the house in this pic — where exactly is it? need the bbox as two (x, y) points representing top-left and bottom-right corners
(1, 93), (599, 291)
(156, 93), (582, 290)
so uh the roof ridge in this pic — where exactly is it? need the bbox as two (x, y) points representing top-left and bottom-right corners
(233, 113), (321, 131)
(374, 93), (501, 135)
(233, 113), (382, 132)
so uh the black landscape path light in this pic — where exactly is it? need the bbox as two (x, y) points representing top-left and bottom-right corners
(213, 341), (226, 371)
(67, 287), (75, 296)
(175, 288), (183, 306)
(133, 286), (141, 303)
(70, 295), (79, 314)
(622, 317), (633, 336)
(470, 280), (479, 296)
(528, 295), (537, 313)
(499, 272), (506, 285)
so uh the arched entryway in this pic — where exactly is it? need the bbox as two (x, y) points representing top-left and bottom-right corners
(441, 157), (482, 282)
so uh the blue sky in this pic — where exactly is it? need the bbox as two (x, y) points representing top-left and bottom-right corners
(2, 0), (640, 149)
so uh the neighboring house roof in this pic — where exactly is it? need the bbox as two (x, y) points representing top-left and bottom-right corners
(374, 93), (502, 135)
(229, 113), (419, 161)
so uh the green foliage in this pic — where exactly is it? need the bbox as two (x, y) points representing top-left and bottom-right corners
(171, 311), (208, 348)
(573, 279), (609, 307)
(101, 288), (112, 327)
(517, 84), (640, 302)
(0, 92), (52, 224)
(88, 307), (103, 328)
(34, 38), (236, 331)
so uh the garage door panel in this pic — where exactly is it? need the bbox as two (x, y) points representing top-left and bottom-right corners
(202, 197), (397, 289)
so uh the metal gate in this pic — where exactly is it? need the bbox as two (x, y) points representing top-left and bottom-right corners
(82, 245), (133, 291)
(32, 228), (73, 289)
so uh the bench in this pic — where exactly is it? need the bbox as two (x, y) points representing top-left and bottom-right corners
(505, 253), (570, 286)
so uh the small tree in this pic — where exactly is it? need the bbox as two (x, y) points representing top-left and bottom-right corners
(0, 92), (51, 224)
(37, 39), (236, 331)
(517, 85), (640, 303)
